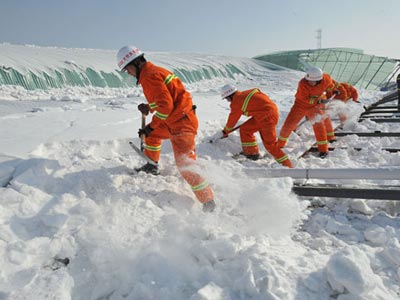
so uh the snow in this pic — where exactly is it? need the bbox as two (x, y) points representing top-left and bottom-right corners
(0, 45), (400, 300)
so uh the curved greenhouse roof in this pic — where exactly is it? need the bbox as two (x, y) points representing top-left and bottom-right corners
(254, 48), (400, 90)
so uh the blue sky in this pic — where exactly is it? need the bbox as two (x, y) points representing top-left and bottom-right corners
(1, 0), (399, 59)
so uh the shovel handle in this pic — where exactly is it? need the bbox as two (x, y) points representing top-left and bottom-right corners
(140, 114), (146, 152)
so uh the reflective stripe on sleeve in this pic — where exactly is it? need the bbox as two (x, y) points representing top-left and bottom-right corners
(164, 74), (178, 85)
(241, 89), (259, 114)
(155, 111), (168, 120)
(152, 73), (178, 122)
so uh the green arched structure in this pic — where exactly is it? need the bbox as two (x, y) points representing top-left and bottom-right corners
(254, 48), (400, 90)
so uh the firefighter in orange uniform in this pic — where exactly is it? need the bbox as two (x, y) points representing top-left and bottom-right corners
(116, 45), (216, 212)
(339, 82), (358, 103)
(277, 67), (339, 158)
(327, 81), (359, 125)
(342, 82), (360, 103)
(220, 84), (293, 168)
(323, 79), (348, 142)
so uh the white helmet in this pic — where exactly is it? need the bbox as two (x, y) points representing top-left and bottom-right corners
(116, 45), (144, 70)
(305, 67), (323, 81)
(221, 84), (238, 99)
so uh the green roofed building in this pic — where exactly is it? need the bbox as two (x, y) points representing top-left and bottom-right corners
(254, 48), (400, 90)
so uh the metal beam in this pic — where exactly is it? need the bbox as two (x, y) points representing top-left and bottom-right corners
(366, 106), (398, 109)
(365, 58), (386, 90)
(335, 132), (400, 137)
(244, 168), (400, 180)
(359, 118), (400, 123)
(361, 111), (399, 117)
(292, 185), (400, 200)
(308, 146), (400, 153)
(367, 92), (398, 108)
(363, 108), (399, 112)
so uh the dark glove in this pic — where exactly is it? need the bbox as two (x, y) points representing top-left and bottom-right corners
(333, 90), (340, 96)
(222, 130), (229, 139)
(317, 99), (330, 104)
(138, 125), (153, 138)
(138, 103), (150, 115)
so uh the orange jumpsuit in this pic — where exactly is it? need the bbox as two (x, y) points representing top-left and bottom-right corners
(341, 82), (358, 102)
(324, 80), (349, 140)
(327, 81), (359, 124)
(139, 62), (214, 204)
(326, 80), (348, 101)
(277, 73), (336, 152)
(224, 88), (293, 168)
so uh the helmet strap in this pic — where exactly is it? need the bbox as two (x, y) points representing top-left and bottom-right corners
(133, 60), (142, 85)
(133, 56), (147, 85)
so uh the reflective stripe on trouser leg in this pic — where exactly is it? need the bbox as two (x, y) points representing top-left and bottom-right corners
(279, 156), (293, 168)
(327, 132), (335, 140)
(191, 180), (214, 204)
(171, 133), (214, 204)
(239, 118), (259, 155)
(264, 142), (293, 168)
(144, 137), (162, 162)
(143, 126), (170, 162)
(241, 141), (258, 155)
(278, 105), (306, 148)
(311, 122), (329, 152)
(324, 117), (335, 141)
(260, 124), (293, 168)
(277, 136), (288, 148)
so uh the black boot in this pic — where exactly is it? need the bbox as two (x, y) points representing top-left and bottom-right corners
(134, 163), (160, 175)
(318, 152), (328, 159)
(245, 153), (260, 161)
(203, 200), (216, 212)
(233, 152), (260, 161)
(238, 152), (260, 161)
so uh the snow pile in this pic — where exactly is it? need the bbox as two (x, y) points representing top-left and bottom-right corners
(1, 139), (304, 300)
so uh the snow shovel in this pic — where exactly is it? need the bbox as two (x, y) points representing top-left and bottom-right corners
(209, 117), (254, 143)
(140, 113), (146, 151)
(128, 113), (158, 166)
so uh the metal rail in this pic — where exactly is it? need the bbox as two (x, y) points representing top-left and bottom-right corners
(293, 184), (400, 200)
(288, 91), (400, 201)
(335, 131), (400, 137)
(307, 146), (400, 153)
(244, 168), (400, 180)
(359, 117), (400, 123)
